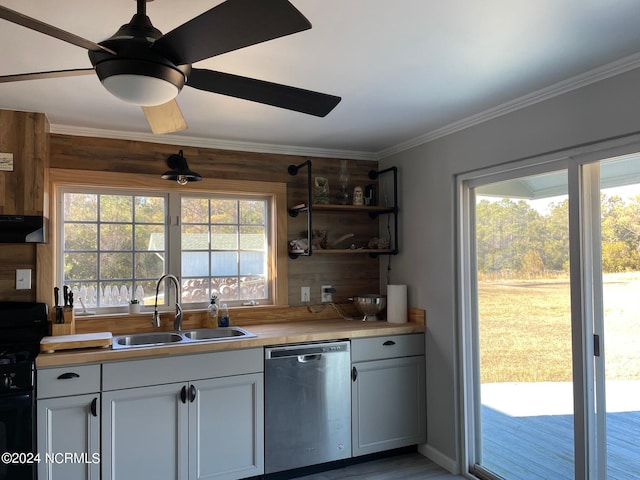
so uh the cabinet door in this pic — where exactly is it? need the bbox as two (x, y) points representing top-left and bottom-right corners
(351, 356), (426, 456)
(102, 383), (189, 480)
(37, 394), (100, 480)
(189, 373), (264, 480)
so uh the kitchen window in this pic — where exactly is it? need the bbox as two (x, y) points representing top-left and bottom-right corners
(51, 170), (287, 314)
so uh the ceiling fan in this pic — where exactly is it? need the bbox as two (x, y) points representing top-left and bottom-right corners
(0, 0), (341, 134)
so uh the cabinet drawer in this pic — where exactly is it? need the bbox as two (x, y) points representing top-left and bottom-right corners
(351, 333), (424, 362)
(37, 364), (101, 398)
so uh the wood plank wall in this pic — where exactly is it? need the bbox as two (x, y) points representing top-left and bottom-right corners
(43, 134), (384, 306)
(0, 110), (49, 302)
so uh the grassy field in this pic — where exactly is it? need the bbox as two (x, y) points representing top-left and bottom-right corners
(478, 273), (640, 384)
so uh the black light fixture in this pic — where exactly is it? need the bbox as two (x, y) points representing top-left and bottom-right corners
(161, 150), (202, 185)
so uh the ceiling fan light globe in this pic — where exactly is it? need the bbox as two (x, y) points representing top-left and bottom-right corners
(102, 74), (179, 106)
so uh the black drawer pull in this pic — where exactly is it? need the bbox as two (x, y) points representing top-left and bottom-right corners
(189, 385), (197, 402)
(180, 385), (187, 403)
(351, 366), (358, 382)
(382, 340), (396, 346)
(90, 397), (98, 417)
(57, 372), (80, 380)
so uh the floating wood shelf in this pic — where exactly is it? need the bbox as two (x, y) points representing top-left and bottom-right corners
(289, 203), (395, 216)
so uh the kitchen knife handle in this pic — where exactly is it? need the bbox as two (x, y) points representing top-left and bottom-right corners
(57, 372), (80, 380)
(54, 287), (59, 306)
(91, 397), (98, 417)
(63, 285), (69, 306)
(69, 292), (74, 308)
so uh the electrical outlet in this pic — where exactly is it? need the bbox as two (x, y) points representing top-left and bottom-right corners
(321, 285), (334, 303)
(300, 286), (310, 303)
(16, 269), (32, 290)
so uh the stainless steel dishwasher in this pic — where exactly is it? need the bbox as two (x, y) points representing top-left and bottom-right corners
(264, 341), (351, 473)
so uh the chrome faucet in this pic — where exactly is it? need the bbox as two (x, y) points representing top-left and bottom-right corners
(152, 274), (183, 331)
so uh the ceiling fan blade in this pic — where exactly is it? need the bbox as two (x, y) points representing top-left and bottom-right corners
(187, 69), (341, 117)
(0, 68), (95, 84)
(142, 100), (188, 134)
(0, 6), (115, 55)
(152, 0), (311, 65)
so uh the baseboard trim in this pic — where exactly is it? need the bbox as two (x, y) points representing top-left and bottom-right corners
(418, 444), (460, 474)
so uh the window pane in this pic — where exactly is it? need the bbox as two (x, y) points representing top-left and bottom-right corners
(64, 253), (97, 280)
(213, 277), (239, 302)
(182, 278), (210, 303)
(240, 225), (265, 250)
(99, 283), (132, 305)
(181, 198), (209, 223)
(211, 199), (238, 223)
(212, 225), (238, 250)
(135, 196), (164, 223)
(182, 225), (209, 250)
(100, 195), (132, 222)
(136, 225), (165, 251)
(240, 275), (266, 300)
(64, 223), (97, 250)
(182, 252), (209, 277)
(240, 200), (265, 224)
(100, 224), (133, 250)
(101, 252), (133, 279)
(211, 252), (238, 276)
(135, 280), (157, 306)
(64, 193), (97, 221)
(135, 252), (164, 279)
(240, 251), (265, 275)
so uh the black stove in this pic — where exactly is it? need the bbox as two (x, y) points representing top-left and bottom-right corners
(0, 302), (48, 480)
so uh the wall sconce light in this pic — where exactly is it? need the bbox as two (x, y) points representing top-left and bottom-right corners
(161, 150), (202, 185)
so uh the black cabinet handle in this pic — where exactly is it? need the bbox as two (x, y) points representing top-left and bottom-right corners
(90, 397), (98, 417)
(180, 385), (187, 403)
(351, 366), (358, 382)
(189, 385), (197, 402)
(57, 372), (80, 380)
(383, 340), (396, 346)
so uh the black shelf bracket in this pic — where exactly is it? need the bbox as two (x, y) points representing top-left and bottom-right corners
(287, 160), (313, 259)
(367, 166), (398, 257)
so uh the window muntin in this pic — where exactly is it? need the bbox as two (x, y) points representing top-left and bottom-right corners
(60, 188), (271, 312)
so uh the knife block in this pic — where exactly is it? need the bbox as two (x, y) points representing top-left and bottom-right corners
(50, 307), (76, 336)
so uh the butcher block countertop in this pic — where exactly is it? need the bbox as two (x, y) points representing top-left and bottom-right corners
(35, 318), (425, 368)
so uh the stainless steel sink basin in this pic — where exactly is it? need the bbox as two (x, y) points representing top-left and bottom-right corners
(113, 332), (183, 349)
(112, 327), (256, 349)
(182, 326), (256, 341)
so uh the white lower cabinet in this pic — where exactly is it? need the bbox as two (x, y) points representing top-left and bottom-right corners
(36, 365), (101, 480)
(101, 348), (264, 480)
(351, 334), (426, 456)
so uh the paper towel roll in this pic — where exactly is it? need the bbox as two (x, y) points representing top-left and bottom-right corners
(386, 285), (407, 323)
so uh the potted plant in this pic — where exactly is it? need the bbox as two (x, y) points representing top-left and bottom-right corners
(129, 298), (141, 314)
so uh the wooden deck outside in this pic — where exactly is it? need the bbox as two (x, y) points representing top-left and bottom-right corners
(480, 381), (640, 480)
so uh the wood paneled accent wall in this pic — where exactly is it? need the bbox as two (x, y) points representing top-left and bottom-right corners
(0, 110), (49, 302)
(44, 134), (382, 306)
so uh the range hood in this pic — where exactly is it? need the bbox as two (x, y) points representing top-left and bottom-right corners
(0, 215), (46, 243)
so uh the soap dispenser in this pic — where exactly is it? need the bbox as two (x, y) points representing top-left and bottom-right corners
(218, 303), (230, 327)
(207, 295), (219, 327)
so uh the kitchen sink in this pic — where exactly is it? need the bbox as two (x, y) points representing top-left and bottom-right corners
(182, 326), (255, 341)
(114, 332), (183, 349)
(112, 327), (256, 349)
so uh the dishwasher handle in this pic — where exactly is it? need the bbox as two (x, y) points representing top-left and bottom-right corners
(265, 341), (349, 360)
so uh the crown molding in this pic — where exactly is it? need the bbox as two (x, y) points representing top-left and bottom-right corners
(49, 124), (378, 161)
(377, 51), (640, 159)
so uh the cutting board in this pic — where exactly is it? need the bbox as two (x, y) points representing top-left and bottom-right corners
(40, 332), (113, 353)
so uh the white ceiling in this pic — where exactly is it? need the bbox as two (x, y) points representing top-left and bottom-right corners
(2, 0), (640, 159)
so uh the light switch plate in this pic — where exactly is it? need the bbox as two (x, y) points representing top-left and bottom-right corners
(16, 269), (32, 290)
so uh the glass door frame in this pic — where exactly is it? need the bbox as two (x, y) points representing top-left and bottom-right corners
(457, 134), (640, 480)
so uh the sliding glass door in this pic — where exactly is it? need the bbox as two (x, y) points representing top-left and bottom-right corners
(460, 148), (640, 480)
